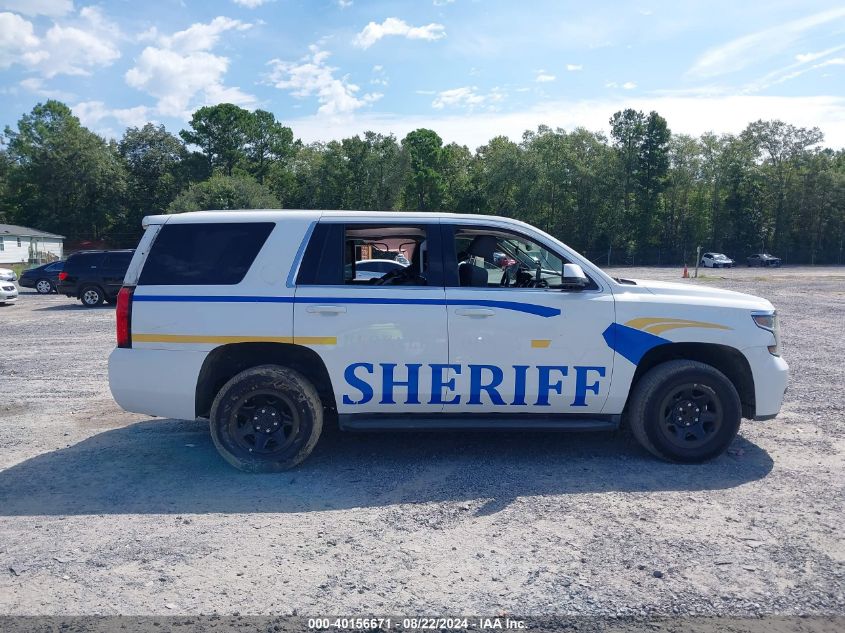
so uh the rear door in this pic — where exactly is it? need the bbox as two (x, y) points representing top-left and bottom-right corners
(293, 220), (449, 416)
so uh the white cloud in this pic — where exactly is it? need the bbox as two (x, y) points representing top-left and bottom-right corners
(566, 64), (582, 71)
(232, 0), (271, 6)
(0, 0), (72, 17)
(337, 0), (352, 7)
(688, 7), (845, 78)
(0, 7), (120, 77)
(433, 0), (455, 5)
(0, 12), (39, 68)
(19, 77), (75, 100)
(74, 100), (152, 129)
(353, 17), (445, 49)
(743, 43), (845, 93)
(432, 86), (504, 111)
(605, 81), (637, 90)
(535, 70), (555, 83)
(125, 16), (255, 118)
(284, 95), (845, 152)
(267, 45), (382, 116)
(159, 16), (251, 53)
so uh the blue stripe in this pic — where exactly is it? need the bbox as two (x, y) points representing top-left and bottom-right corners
(133, 294), (561, 317)
(602, 323), (669, 364)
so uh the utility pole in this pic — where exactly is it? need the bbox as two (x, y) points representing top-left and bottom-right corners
(695, 245), (701, 278)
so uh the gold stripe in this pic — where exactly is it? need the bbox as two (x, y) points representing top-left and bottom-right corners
(625, 317), (731, 335)
(531, 339), (551, 348)
(133, 334), (337, 345)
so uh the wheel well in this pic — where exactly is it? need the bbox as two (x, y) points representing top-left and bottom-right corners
(630, 343), (756, 418)
(195, 343), (335, 418)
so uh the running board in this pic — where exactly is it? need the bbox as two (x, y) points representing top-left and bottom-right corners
(338, 413), (620, 432)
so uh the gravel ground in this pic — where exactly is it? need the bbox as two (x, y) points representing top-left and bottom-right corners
(0, 266), (843, 624)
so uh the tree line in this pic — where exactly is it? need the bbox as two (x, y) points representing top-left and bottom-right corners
(1, 99), (843, 265)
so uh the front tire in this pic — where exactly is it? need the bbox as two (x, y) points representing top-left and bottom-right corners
(210, 365), (323, 472)
(628, 360), (741, 463)
(80, 285), (103, 307)
(35, 279), (53, 294)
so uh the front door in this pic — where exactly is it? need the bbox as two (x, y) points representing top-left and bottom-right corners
(442, 223), (616, 414)
(293, 221), (449, 415)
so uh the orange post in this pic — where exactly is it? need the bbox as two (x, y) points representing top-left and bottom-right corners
(682, 265), (690, 278)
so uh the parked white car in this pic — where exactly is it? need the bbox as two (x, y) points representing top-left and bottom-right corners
(0, 267), (17, 282)
(700, 252), (735, 268)
(350, 258), (406, 281)
(0, 280), (19, 305)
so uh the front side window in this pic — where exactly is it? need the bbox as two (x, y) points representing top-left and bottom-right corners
(451, 226), (593, 289)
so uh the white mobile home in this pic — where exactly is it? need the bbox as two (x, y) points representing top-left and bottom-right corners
(0, 224), (65, 264)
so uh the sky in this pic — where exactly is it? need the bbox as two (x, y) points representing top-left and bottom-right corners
(1, 0), (844, 149)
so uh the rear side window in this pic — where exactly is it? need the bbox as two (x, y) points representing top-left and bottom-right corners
(67, 253), (105, 270)
(138, 222), (274, 286)
(103, 252), (133, 270)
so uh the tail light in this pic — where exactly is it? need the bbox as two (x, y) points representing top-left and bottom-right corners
(116, 286), (134, 348)
(58, 271), (68, 281)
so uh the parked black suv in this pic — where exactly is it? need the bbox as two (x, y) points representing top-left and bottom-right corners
(57, 250), (134, 306)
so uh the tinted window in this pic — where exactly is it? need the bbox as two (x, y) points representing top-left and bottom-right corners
(66, 253), (105, 270)
(46, 262), (64, 272)
(139, 222), (274, 286)
(297, 223), (443, 286)
(103, 252), (133, 270)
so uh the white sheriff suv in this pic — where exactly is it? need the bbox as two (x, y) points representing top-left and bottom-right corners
(108, 210), (788, 472)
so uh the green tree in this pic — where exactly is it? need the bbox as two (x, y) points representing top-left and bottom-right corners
(246, 109), (295, 184)
(401, 128), (445, 210)
(117, 123), (187, 242)
(168, 173), (280, 213)
(4, 100), (126, 240)
(180, 103), (252, 176)
(742, 120), (824, 257)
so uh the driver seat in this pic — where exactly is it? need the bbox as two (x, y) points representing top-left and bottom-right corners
(458, 261), (487, 287)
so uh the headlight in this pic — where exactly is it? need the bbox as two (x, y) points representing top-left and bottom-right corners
(752, 311), (780, 356)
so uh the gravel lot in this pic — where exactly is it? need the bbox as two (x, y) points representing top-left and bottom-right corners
(0, 267), (843, 623)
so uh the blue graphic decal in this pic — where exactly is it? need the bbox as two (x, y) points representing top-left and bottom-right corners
(133, 294), (561, 317)
(602, 323), (669, 365)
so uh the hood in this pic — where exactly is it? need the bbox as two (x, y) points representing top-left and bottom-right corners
(625, 278), (774, 311)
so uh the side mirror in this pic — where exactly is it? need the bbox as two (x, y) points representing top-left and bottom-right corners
(561, 263), (588, 290)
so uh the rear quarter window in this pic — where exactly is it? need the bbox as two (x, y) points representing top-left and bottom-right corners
(138, 222), (274, 286)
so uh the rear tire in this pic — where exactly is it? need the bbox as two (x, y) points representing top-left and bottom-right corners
(35, 279), (53, 294)
(628, 360), (741, 463)
(80, 285), (103, 307)
(210, 365), (323, 472)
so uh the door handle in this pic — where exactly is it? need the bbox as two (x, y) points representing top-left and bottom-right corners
(454, 307), (495, 317)
(306, 305), (347, 314)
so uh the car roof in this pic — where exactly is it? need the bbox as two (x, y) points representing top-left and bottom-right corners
(144, 210), (543, 233)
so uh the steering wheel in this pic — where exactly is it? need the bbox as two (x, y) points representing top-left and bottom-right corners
(374, 267), (408, 285)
